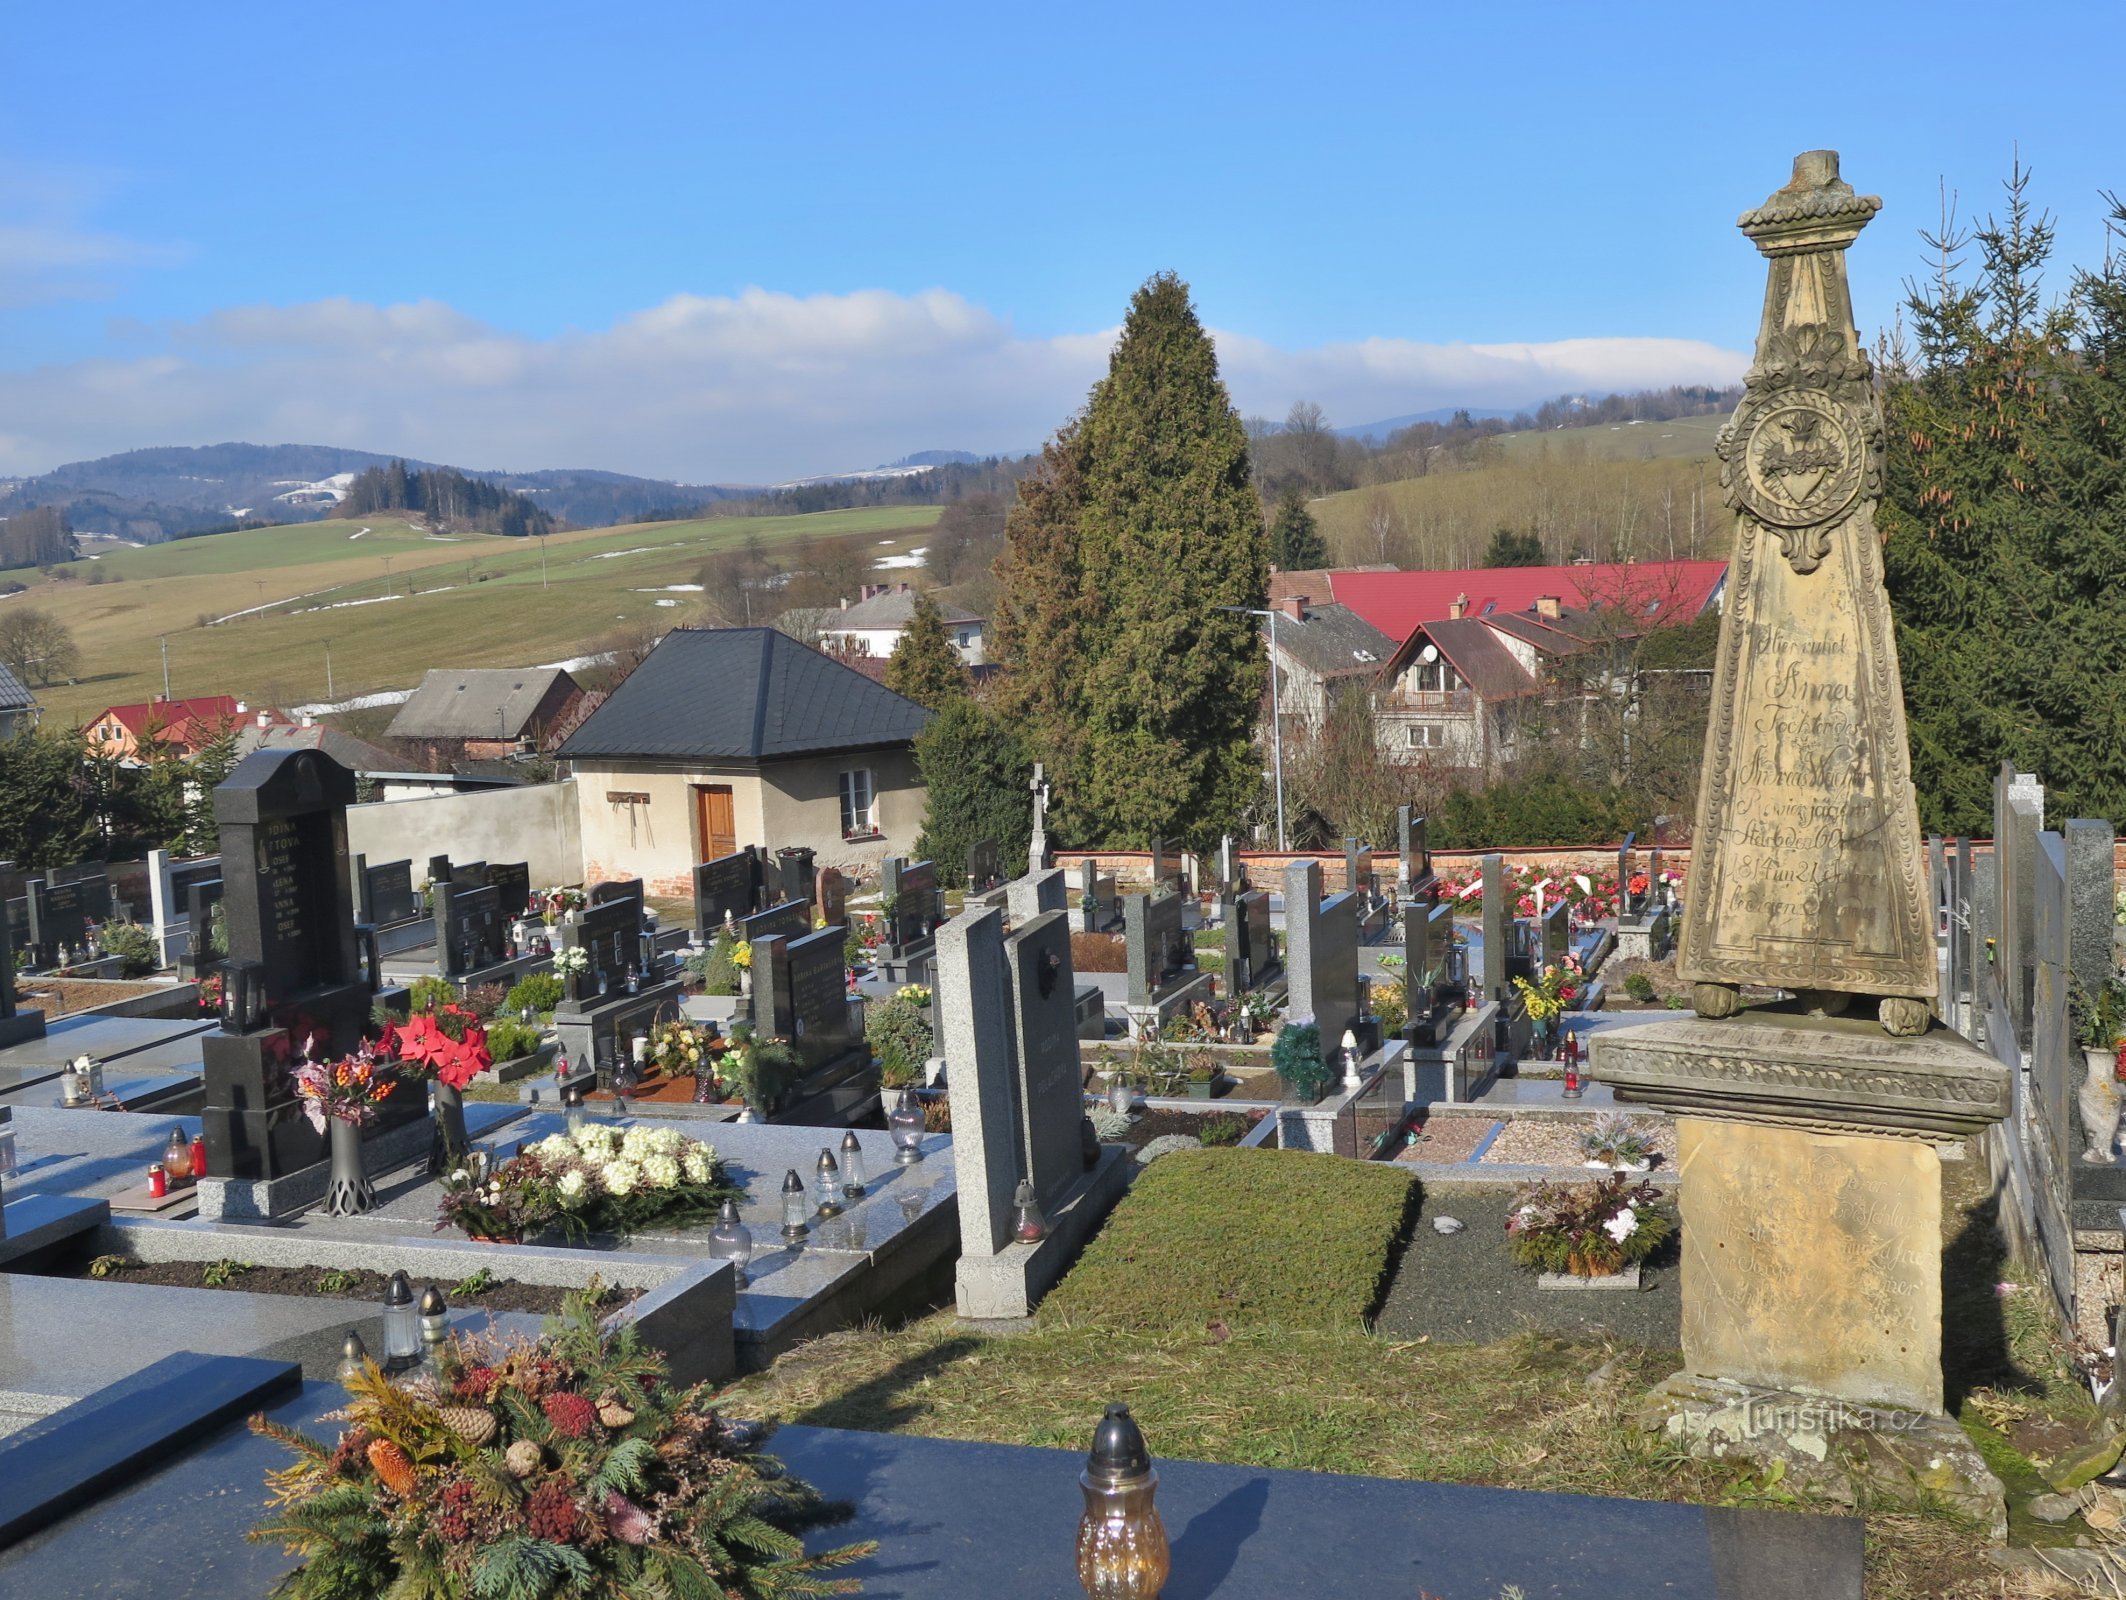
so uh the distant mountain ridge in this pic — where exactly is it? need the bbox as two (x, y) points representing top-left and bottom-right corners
(0, 442), (1001, 541)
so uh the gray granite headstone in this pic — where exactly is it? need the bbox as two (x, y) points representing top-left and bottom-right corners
(1616, 831), (1639, 916)
(2064, 819), (2115, 1003)
(1284, 859), (1358, 1063)
(1122, 891), (1187, 1006)
(1006, 911), (1083, 1212)
(363, 859), (419, 927)
(1006, 868), (1066, 924)
(966, 839), (1003, 893)
(938, 908), (1020, 1258)
(1993, 764), (2044, 1040)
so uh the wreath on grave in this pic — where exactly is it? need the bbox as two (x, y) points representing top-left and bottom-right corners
(248, 1292), (872, 1598)
(437, 1124), (742, 1242)
(1505, 1174), (1673, 1277)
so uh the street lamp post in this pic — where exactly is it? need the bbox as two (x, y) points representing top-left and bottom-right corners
(1218, 605), (1287, 852)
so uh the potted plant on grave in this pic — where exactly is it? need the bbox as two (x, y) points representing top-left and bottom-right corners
(292, 1042), (399, 1218)
(1578, 1114), (1656, 1173)
(865, 989), (934, 1091)
(1271, 1016), (1328, 1104)
(1236, 990), (1276, 1043)
(388, 1004), (492, 1177)
(1505, 1173), (1672, 1280)
(437, 1123), (742, 1243)
(247, 1292), (875, 1597)
(1512, 963), (1578, 1060)
(646, 1015), (722, 1102)
(1183, 1047), (1219, 1101)
(196, 970), (224, 1017)
(2073, 975), (2126, 1163)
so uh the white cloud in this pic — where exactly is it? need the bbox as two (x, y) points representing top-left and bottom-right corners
(0, 163), (188, 309)
(0, 286), (1747, 482)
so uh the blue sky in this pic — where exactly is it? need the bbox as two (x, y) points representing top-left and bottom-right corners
(2, 0), (2119, 481)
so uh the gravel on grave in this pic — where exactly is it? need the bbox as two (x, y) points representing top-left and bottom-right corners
(1392, 1114), (1498, 1165)
(1373, 1184), (1680, 1349)
(1113, 1107), (1262, 1151)
(48, 1260), (640, 1317)
(1478, 1116), (1669, 1169)
(15, 977), (174, 1019)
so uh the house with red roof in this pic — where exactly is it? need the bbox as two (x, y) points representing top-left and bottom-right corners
(83, 695), (290, 764)
(1262, 559), (1726, 775)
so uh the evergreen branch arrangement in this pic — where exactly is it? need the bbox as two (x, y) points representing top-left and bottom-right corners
(1505, 1174), (1673, 1277)
(1270, 1018), (1327, 1104)
(249, 1293), (874, 1598)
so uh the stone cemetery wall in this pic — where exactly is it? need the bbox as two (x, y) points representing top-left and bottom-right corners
(344, 779), (581, 893)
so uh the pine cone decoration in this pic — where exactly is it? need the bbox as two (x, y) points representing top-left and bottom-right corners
(438, 1405), (497, 1447)
(366, 1438), (417, 1496)
(505, 1439), (543, 1478)
(596, 1398), (635, 1430)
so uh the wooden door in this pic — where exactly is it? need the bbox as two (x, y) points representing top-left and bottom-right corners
(694, 785), (737, 862)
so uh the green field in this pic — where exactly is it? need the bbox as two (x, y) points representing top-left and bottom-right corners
(16, 505), (941, 723)
(1496, 411), (1725, 463)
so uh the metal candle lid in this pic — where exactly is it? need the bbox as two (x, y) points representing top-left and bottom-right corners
(1086, 1403), (1152, 1485)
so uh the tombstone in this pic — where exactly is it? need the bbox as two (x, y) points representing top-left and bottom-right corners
(817, 867), (849, 930)
(966, 839), (1003, 894)
(741, 899), (810, 949)
(774, 846), (817, 910)
(1343, 839), (1373, 904)
(201, 749), (399, 1180)
(362, 859), (420, 926)
(1479, 853), (1508, 1003)
(694, 850), (760, 936)
(939, 906), (1127, 1320)
(1615, 831), (1640, 917)
(1540, 899), (1571, 972)
(752, 926), (862, 1082)
(1217, 835), (1240, 898)
(1593, 155), (2011, 1492)
(1027, 763), (1052, 872)
(1122, 892), (1188, 1007)
(589, 875), (640, 907)
(487, 861), (533, 919)
(182, 877), (226, 976)
(1994, 765), (2044, 1041)
(1396, 806), (1429, 891)
(28, 877), (99, 968)
(425, 853), (453, 889)
(0, 877), (45, 1047)
(1076, 858), (1119, 933)
(434, 881), (505, 977)
(1148, 837), (1167, 893)
(1007, 868), (1067, 925)
(1282, 859), (1359, 1082)
(881, 857), (941, 953)
(564, 892), (645, 996)
(1222, 888), (1277, 994)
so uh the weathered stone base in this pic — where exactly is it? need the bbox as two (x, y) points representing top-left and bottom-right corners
(1122, 972), (1217, 1041)
(955, 1143), (1131, 1321)
(1613, 916), (1672, 964)
(1677, 1116), (1944, 1414)
(1640, 1373), (2007, 1543)
(0, 1008), (47, 1049)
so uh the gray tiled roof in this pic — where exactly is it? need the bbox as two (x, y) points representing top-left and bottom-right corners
(556, 627), (931, 762)
(1269, 603), (1395, 678)
(386, 667), (576, 740)
(824, 589), (982, 629)
(0, 661), (34, 711)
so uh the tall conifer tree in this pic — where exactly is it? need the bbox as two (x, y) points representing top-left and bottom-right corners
(882, 591), (971, 709)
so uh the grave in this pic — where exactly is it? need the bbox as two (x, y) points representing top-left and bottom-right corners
(937, 905), (1128, 1319)
(550, 888), (684, 1083)
(965, 837), (1004, 897)
(1592, 151), (2011, 1534)
(0, 887), (46, 1049)
(1399, 864), (1465, 1048)
(747, 927), (876, 1123)
(198, 749), (415, 1187)
(27, 873), (107, 971)
(1005, 866), (1066, 924)
(876, 856), (942, 984)
(1343, 837), (1389, 941)
(1076, 856), (1120, 932)
(1120, 890), (1213, 1039)
(146, 850), (221, 970)
(1396, 803), (1430, 892)
(817, 865), (848, 930)
(1283, 859), (1362, 1078)
(178, 876), (224, 979)
(693, 847), (764, 936)
(1614, 829), (1674, 962)
(1026, 761), (1052, 870)
(774, 845), (816, 910)
(352, 856), (424, 955)
(1220, 886), (1280, 995)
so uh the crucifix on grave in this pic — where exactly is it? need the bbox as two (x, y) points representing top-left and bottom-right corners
(1027, 763), (1052, 871)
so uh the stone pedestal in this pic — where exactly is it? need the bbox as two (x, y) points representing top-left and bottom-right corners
(1594, 1011), (2010, 1533)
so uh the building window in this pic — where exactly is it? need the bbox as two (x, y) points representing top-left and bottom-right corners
(840, 768), (877, 837)
(1411, 659), (1462, 693)
(1405, 724), (1448, 749)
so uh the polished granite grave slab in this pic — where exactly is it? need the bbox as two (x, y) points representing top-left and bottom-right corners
(3, 1107), (206, 1204)
(0, 1016), (215, 1088)
(0, 1384), (1864, 1599)
(0, 1069), (198, 1113)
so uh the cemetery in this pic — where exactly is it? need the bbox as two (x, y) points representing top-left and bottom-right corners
(4, 150), (2126, 1600)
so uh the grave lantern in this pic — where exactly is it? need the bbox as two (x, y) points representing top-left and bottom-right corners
(813, 1148), (844, 1218)
(336, 1329), (370, 1387)
(709, 1198), (754, 1286)
(1107, 1075), (1133, 1116)
(417, 1284), (450, 1375)
(889, 1090), (926, 1163)
(381, 1270), (419, 1370)
(780, 1169), (809, 1240)
(563, 1084), (587, 1137)
(839, 1130), (867, 1197)
(163, 1127), (193, 1184)
(1011, 1178), (1048, 1243)
(1340, 1029), (1362, 1089)
(1076, 1403), (1169, 1600)
(219, 959), (264, 1031)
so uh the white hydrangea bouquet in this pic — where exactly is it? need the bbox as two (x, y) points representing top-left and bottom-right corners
(437, 1123), (741, 1242)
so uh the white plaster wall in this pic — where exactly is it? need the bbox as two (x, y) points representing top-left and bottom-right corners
(346, 780), (583, 889)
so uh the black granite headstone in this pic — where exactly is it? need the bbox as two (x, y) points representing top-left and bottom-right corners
(1123, 891), (1189, 1006)
(776, 846), (817, 909)
(201, 749), (394, 1180)
(693, 851), (759, 934)
(362, 859), (420, 926)
(966, 839), (1002, 893)
(435, 883), (504, 977)
(742, 899), (810, 947)
(487, 861), (532, 919)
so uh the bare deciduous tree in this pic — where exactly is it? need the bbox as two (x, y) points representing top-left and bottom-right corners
(0, 607), (79, 687)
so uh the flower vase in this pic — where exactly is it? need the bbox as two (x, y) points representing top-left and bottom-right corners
(739, 969), (752, 999)
(323, 1118), (375, 1216)
(2080, 1048), (2121, 1163)
(429, 1079), (470, 1177)
(564, 970), (582, 1006)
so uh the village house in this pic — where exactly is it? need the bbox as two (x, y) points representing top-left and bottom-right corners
(0, 663), (38, 740)
(384, 666), (588, 767)
(1261, 596), (1396, 727)
(83, 693), (282, 763)
(814, 582), (986, 664)
(556, 626), (931, 895)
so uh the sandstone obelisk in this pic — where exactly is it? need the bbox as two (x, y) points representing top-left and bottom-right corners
(1674, 149), (1934, 1035)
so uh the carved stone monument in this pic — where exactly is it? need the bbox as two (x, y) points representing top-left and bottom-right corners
(1594, 154), (2011, 1538)
(1673, 150), (1932, 1037)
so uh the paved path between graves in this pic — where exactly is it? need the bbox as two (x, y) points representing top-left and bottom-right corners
(1373, 1183), (1680, 1349)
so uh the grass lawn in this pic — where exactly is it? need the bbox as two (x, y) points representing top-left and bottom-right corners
(726, 1146), (2094, 1599)
(15, 504), (940, 723)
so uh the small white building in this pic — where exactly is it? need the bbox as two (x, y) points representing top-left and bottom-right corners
(815, 583), (986, 665)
